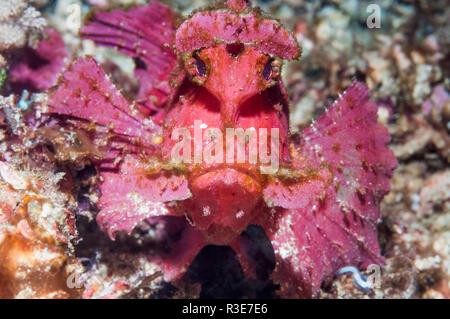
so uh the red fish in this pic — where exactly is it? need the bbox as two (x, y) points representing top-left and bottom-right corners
(46, 0), (397, 297)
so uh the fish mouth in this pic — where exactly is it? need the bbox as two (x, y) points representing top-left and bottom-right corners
(184, 165), (264, 240)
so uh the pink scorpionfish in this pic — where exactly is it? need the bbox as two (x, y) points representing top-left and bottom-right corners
(45, 0), (397, 297)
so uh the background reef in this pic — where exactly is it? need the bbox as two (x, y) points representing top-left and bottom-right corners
(0, 0), (448, 298)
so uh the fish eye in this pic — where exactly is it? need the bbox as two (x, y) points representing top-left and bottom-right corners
(194, 55), (207, 77)
(263, 58), (281, 82)
(184, 52), (208, 84)
(263, 60), (273, 80)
